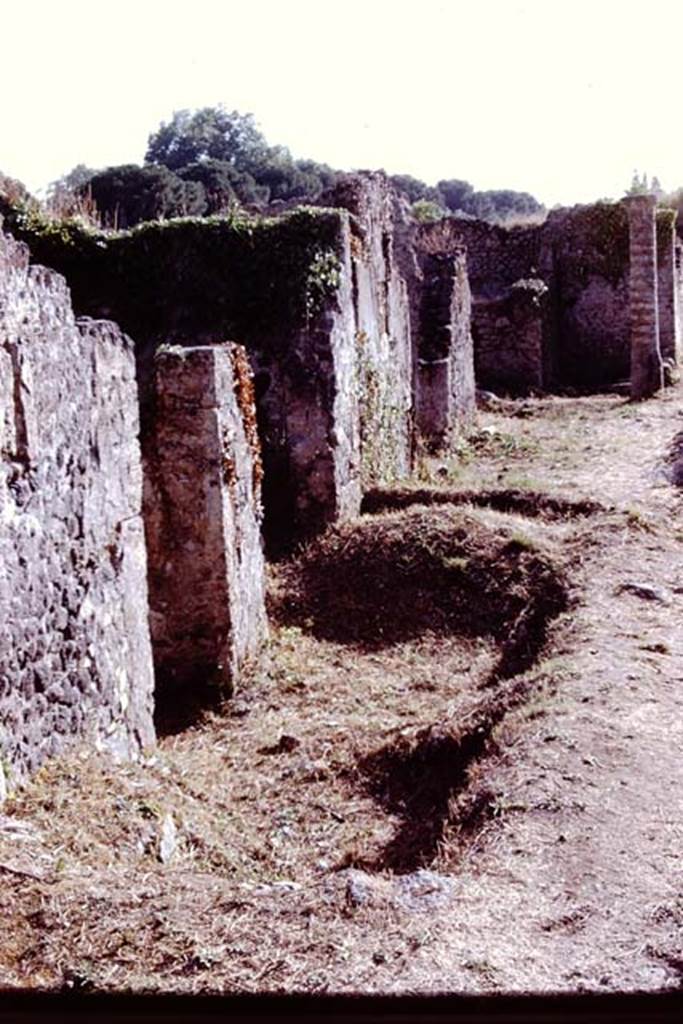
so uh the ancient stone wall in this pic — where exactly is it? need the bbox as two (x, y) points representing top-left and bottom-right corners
(417, 202), (671, 393)
(416, 251), (476, 444)
(4, 177), (424, 540)
(259, 214), (362, 541)
(541, 203), (631, 389)
(0, 225), (155, 789)
(418, 218), (542, 298)
(675, 241), (683, 361)
(472, 278), (551, 395)
(144, 344), (267, 706)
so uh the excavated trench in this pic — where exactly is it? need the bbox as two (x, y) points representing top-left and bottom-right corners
(273, 500), (576, 873)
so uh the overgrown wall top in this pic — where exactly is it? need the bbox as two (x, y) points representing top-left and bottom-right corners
(0, 203), (345, 352)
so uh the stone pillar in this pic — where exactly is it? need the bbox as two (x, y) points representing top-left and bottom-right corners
(656, 208), (679, 367)
(144, 344), (267, 705)
(416, 250), (476, 448)
(625, 194), (663, 400)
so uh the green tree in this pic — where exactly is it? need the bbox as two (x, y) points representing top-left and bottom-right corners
(147, 107), (338, 209)
(146, 106), (269, 172)
(86, 164), (206, 228)
(470, 189), (544, 222)
(176, 159), (266, 211)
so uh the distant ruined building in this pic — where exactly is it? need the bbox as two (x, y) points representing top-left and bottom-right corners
(0, 173), (679, 793)
(418, 196), (679, 396)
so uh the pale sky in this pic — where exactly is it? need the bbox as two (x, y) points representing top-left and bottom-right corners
(2, 0), (683, 207)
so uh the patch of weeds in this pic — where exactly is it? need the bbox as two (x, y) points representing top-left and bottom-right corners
(625, 507), (656, 533)
(496, 473), (546, 492)
(469, 426), (539, 459)
(489, 795), (529, 817)
(506, 531), (539, 553)
(413, 432), (474, 484)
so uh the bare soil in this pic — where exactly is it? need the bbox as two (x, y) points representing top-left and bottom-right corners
(1, 387), (682, 995)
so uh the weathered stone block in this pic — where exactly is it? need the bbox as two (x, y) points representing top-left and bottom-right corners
(144, 343), (267, 701)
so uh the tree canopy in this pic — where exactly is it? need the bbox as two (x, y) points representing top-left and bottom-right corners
(146, 107), (269, 172)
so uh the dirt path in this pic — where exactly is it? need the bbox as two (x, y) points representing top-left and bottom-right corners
(1, 387), (681, 995)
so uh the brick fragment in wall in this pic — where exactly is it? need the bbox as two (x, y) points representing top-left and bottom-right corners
(0, 225), (155, 789)
(143, 344), (268, 698)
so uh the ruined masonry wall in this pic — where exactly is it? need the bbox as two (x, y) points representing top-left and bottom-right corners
(0, 226), (154, 789)
(542, 205), (631, 389)
(144, 344), (268, 696)
(472, 279), (550, 395)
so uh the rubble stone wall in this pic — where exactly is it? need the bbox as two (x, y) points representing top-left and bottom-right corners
(5, 207), (367, 543)
(418, 218), (543, 298)
(418, 216), (549, 393)
(472, 279), (551, 395)
(627, 194), (663, 399)
(656, 209), (678, 365)
(0, 225), (155, 788)
(541, 204), (631, 389)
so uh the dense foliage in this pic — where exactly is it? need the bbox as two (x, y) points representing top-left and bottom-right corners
(45, 105), (544, 229)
